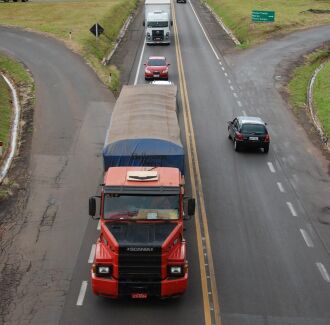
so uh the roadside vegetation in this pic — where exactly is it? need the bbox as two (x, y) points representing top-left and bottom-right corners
(288, 49), (330, 138)
(0, 53), (33, 198)
(0, 0), (137, 91)
(313, 62), (330, 136)
(0, 53), (32, 158)
(206, 0), (330, 46)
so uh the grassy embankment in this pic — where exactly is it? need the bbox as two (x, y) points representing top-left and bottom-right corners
(0, 54), (32, 159)
(0, 0), (137, 91)
(313, 61), (330, 136)
(288, 49), (330, 137)
(205, 0), (330, 47)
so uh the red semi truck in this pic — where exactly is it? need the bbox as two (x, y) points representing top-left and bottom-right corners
(89, 85), (195, 299)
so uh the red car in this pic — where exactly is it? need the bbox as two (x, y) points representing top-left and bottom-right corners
(144, 56), (170, 80)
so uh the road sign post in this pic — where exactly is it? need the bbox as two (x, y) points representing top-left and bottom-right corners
(89, 23), (104, 39)
(251, 10), (275, 23)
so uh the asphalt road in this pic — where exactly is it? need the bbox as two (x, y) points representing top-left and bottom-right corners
(1, 1), (330, 325)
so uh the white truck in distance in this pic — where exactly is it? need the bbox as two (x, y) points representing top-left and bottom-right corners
(144, 0), (172, 45)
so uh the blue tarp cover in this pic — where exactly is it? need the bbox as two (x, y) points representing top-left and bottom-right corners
(103, 85), (184, 174)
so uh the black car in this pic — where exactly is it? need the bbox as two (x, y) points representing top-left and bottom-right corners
(177, 0), (186, 3)
(228, 116), (270, 153)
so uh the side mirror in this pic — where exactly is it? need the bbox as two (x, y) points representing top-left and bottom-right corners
(143, 21), (145, 27)
(265, 122), (268, 125)
(167, 63), (170, 66)
(171, 20), (173, 26)
(89, 197), (96, 217)
(144, 63), (147, 66)
(187, 198), (196, 217)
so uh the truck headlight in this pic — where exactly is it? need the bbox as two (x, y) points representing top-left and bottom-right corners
(169, 266), (182, 276)
(166, 32), (169, 39)
(95, 264), (112, 277)
(147, 32), (151, 39)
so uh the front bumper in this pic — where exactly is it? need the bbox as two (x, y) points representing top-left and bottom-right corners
(91, 272), (188, 298)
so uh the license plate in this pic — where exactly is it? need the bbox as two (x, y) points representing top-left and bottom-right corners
(132, 293), (148, 299)
(154, 74), (160, 78)
(249, 136), (258, 141)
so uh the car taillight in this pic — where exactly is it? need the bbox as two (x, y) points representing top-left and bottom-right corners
(235, 132), (244, 141)
(264, 134), (270, 142)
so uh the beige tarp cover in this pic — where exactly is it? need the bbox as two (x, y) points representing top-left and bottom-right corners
(106, 84), (181, 146)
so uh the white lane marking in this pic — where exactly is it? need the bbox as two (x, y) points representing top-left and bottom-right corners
(224, 72), (228, 77)
(230, 85), (234, 90)
(299, 229), (314, 247)
(277, 182), (285, 193)
(134, 40), (146, 85)
(267, 162), (276, 173)
(237, 101), (242, 107)
(97, 220), (101, 231)
(188, 0), (220, 60)
(88, 244), (96, 264)
(219, 61), (222, 65)
(221, 66), (225, 71)
(228, 79), (232, 84)
(233, 93), (238, 98)
(242, 110), (247, 116)
(76, 281), (88, 306)
(316, 263), (330, 282)
(286, 202), (298, 217)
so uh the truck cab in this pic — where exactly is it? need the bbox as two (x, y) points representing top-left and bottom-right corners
(89, 167), (195, 298)
(145, 10), (171, 44)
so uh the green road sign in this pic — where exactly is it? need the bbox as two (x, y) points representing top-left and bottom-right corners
(252, 10), (275, 22)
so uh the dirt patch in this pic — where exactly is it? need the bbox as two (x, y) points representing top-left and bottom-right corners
(303, 9), (330, 14)
(0, 69), (34, 323)
(275, 42), (330, 175)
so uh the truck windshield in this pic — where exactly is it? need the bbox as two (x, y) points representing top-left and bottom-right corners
(103, 194), (179, 221)
(147, 21), (168, 28)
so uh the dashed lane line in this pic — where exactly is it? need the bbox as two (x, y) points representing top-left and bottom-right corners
(242, 110), (246, 116)
(237, 101), (242, 108)
(97, 220), (101, 231)
(267, 162), (276, 173)
(233, 93), (238, 98)
(88, 244), (96, 264)
(300, 229), (314, 248)
(286, 201), (298, 217)
(230, 85), (234, 91)
(76, 281), (88, 306)
(224, 72), (228, 77)
(316, 263), (330, 282)
(277, 182), (285, 193)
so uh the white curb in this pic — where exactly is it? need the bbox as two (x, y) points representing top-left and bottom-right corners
(0, 74), (21, 184)
(308, 63), (329, 151)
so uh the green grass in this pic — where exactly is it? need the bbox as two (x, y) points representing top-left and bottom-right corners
(0, 75), (11, 155)
(0, 53), (33, 156)
(206, 0), (330, 46)
(0, 0), (137, 90)
(288, 50), (329, 112)
(313, 62), (330, 136)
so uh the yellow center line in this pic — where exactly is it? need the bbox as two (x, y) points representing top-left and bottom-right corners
(172, 1), (222, 325)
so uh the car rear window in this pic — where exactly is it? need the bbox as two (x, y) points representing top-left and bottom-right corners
(241, 124), (266, 134)
(148, 59), (166, 66)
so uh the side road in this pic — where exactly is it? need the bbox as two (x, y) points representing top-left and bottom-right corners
(0, 28), (114, 325)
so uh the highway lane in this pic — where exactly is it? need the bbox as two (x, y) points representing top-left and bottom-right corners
(59, 4), (207, 325)
(174, 1), (330, 324)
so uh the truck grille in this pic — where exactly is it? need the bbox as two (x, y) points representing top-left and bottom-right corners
(118, 247), (161, 281)
(152, 30), (164, 41)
